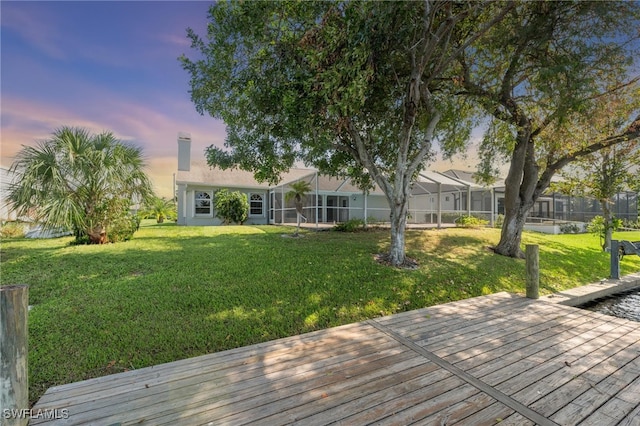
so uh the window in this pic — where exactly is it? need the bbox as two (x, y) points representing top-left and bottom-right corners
(249, 193), (264, 216)
(195, 191), (212, 216)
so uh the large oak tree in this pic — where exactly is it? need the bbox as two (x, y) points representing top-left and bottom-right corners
(457, 1), (640, 258)
(181, 0), (511, 266)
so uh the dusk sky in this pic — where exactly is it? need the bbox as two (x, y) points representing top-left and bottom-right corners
(1, 1), (474, 199)
(1, 1), (228, 198)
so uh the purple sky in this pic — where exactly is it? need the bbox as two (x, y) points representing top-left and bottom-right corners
(1, 1), (477, 198)
(1, 1), (228, 197)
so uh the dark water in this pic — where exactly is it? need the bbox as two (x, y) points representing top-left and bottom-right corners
(579, 288), (640, 323)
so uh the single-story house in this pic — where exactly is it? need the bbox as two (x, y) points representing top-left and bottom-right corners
(175, 133), (638, 231)
(175, 133), (497, 227)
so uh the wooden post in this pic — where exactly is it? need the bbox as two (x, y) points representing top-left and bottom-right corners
(610, 240), (620, 279)
(1, 285), (29, 426)
(526, 245), (539, 299)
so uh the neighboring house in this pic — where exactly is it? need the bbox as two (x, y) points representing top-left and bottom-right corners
(440, 169), (638, 224)
(0, 167), (17, 221)
(175, 133), (637, 230)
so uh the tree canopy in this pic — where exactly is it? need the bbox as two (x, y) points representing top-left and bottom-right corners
(8, 126), (153, 243)
(181, 0), (640, 263)
(457, 1), (640, 257)
(181, 0), (512, 266)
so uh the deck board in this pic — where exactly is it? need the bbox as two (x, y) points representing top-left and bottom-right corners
(30, 292), (640, 425)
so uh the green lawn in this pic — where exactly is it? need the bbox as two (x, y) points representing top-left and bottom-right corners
(1, 221), (639, 405)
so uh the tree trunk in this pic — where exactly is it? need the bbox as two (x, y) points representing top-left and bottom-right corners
(494, 206), (529, 258)
(88, 225), (107, 244)
(493, 132), (538, 258)
(387, 194), (409, 266)
(601, 200), (613, 251)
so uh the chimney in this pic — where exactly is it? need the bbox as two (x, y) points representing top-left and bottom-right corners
(177, 132), (191, 172)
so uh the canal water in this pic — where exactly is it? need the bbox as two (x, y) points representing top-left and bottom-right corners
(579, 287), (640, 323)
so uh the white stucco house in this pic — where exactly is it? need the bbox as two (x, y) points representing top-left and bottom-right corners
(175, 132), (637, 230)
(174, 133), (500, 227)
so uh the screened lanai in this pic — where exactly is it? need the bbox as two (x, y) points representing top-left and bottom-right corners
(268, 170), (498, 228)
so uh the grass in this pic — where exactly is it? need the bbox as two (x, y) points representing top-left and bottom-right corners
(1, 221), (639, 405)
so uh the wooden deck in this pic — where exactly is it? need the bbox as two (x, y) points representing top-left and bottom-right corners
(31, 292), (640, 425)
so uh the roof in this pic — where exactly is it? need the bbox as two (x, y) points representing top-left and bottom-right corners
(176, 162), (498, 196)
(175, 161), (315, 189)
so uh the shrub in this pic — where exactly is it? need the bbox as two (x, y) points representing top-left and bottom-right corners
(77, 197), (139, 244)
(559, 223), (582, 234)
(0, 221), (29, 238)
(494, 214), (504, 229)
(587, 215), (622, 235)
(622, 219), (640, 230)
(587, 215), (623, 250)
(334, 218), (366, 232)
(454, 216), (488, 228)
(214, 189), (249, 224)
(108, 212), (139, 243)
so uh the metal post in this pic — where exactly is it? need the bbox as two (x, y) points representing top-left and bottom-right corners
(526, 245), (539, 299)
(436, 183), (442, 229)
(610, 240), (620, 279)
(1, 285), (29, 426)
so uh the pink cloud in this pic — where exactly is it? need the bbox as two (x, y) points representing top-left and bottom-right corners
(1, 94), (227, 198)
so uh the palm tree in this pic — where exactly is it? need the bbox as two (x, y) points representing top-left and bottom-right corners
(143, 196), (176, 223)
(285, 180), (312, 237)
(8, 126), (153, 243)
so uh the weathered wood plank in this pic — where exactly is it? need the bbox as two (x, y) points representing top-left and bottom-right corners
(529, 341), (640, 420)
(441, 400), (516, 426)
(444, 307), (596, 366)
(407, 393), (505, 425)
(47, 332), (396, 406)
(491, 322), (628, 396)
(577, 397), (637, 426)
(468, 318), (625, 386)
(496, 412), (537, 425)
(549, 351), (640, 425)
(375, 292), (526, 332)
(152, 353), (433, 426)
(423, 302), (576, 357)
(443, 307), (599, 366)
(37, 321), (377, 402)
(410, 301), (560, 350)
(276, 365), (454, 425)
(371, 382), (482, 425)
(35, 336), (413, 425)
(44, 343), (410, 425)
(618, 404), (640, 426)
(390, 295), (531, 341)
(510, 324), (639, 406)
